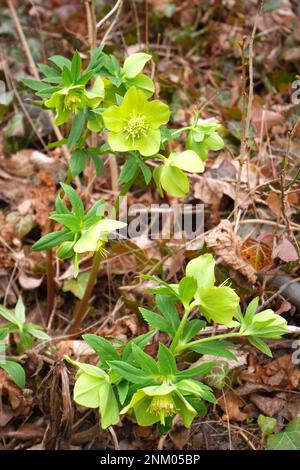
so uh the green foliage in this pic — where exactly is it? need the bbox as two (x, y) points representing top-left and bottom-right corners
(0, 297), (50, 354)
(186, 118), (225, 160)
(0, 297), (50, 389)
(22, 45), (291, 435)
(266, 417), (300, 450)
(32, 184), (126, 277)
(258, 414), (277, 437)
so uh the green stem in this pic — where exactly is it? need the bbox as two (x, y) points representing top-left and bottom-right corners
(46, 168), (73, 321)
(70, 178), (135, 334)
(70, 248), (103, 334)
(169, 305), (192, 354)
(177, 332), (243, 353)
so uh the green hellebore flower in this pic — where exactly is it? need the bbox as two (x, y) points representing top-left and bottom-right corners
(185, 253), (240, 325)
(102, 86), (170, 156)
(45, 77), (104, 126)
(153, 150), (204, 198)
(65, 357), (120, 429)
(121, 382), (197, 427)
(186, 118), (224, 161)
(73, 218), (127, 254)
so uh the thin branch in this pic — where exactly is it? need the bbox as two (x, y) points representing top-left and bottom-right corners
(234, 1), (263, 220)
(96, 0), (123, 30)
(6, 0), (71, 163)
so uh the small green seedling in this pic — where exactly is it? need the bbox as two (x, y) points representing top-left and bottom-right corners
(0, 297), (50, 354)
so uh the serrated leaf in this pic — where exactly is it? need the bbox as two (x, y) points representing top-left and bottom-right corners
(177, 361), (215, 379)
(31, 228), (72, 251)
(83, 334), (120, 363)
(157, 343), (177, 376)
(108, 360), (150, 384)
(67, 110), (85, 150)
(70, 149), (88, 177)
(139, 307), (172, 335)
(190, 341), (237, 360)
(131, 344), (159, 375)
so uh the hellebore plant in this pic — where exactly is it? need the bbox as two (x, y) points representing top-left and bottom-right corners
(24, 46), (226, 331)
(22, 47), (289, 432)
(65, 253), (288, 431)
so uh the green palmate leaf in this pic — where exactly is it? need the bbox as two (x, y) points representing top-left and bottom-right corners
(122, 331), (156, 361)
(123, 53), (152, 79)
(267, 417), (300, 450)
(82, 334), (120, 363)
(157, 343), (177, 377)
(32, 228), (73, 251)
(50, 213), (80, 232)
(60, 183), (84, 220)
(178, 276), (197, 307)
(67, 110), (85, 150)
(131, 344), (159, 375)
(0, 360), (26, 389)
(190, 341), (237, 360)
(177, 361), (215, 379)
(139, 307), (172, 336)
(118, 158), (139, 184)
(49, 55), (72, 70)
(155, 294), (180, 335)
(108, 360), (150, 384)
(70, 149), (88, 177)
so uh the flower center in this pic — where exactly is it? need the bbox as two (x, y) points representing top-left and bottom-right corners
(123, 114), (149, 142)
(148, 395), (177, 424)
(64, 93), (82, 113)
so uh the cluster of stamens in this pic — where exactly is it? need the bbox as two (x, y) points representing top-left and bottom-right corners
(64, 93), (82, 113)
(123, 113), (149, 142)
(148, 395), (177, 423)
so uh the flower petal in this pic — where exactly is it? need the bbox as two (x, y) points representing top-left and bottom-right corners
(108, 131), (135, 152)
(102, 105), (126, 132)
(135, 128), (161, 156)
(120, 86), (147, 116)
(143, 100), (170, 128)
